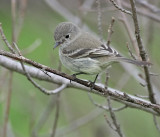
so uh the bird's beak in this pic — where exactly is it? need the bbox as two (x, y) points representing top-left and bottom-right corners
(53, 42), (60, 49)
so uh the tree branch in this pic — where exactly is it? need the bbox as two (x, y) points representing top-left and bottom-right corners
(106, 96), (125, 137)
(0, 51), (160, 115)
(109, 0), (132, 16)
(129, 0), (156, 104)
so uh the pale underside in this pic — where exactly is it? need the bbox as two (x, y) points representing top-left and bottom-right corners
(59, 32), (120, 74)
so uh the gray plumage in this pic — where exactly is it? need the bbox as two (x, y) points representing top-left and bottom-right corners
(54, 22), (151, 75)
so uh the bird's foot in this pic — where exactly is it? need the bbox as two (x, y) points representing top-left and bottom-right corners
(88, 74), (99, 91)
(89, 80), (96, 91)
(70, 74), (77, 83)
(70, 72), (86, 83)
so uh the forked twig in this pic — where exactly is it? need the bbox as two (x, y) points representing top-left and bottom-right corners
(13, 42), (67, 95)
(108, 0), (132, 16)
(106, 96), (125, 137)
(88, 93), (127, 112)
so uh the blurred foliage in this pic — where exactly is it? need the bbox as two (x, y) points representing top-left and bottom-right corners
(0, 0), (160, 137)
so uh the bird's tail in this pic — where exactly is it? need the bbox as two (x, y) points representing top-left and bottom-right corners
(115, 57), (152, 67)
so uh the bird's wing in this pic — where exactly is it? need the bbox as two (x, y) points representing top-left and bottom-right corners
(62, 32), (121, 59)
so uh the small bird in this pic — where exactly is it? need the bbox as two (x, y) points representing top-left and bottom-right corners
(53, 22), (150, 84)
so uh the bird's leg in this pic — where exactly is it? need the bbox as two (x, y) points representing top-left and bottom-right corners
(70, 72), (86, 83)
(89, 74), (99, 91)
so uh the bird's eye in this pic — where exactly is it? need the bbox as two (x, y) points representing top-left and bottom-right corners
(65, 35), (70, 39)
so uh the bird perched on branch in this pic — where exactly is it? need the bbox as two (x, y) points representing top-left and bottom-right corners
(53, 22), (150, 85)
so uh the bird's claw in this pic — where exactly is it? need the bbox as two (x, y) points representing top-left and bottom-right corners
(88, 80), (95, 91)
(70, 74), (76, 83)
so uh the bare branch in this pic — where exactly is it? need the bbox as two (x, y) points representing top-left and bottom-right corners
(96, 0), (103, 41)
(105, 66), (111, 90)
(104, 64), (124, 137)
(126, 42), (136, 60)
(1, 52), (160, 115)
(129, 0), (156, 104)
(117, 13), (139, 57)
(51, 60), (62, 137)
(104, 114), (116, 131)
(107, 17), (115, 46)
(2, 73), (13, 137)
(16, 0), (28, 40)
(108, 0), (132, 16)
(2, 0), (17, 136)
(121, 2), (160, 23)
(153, 115), (160, 132)
(134, 94), (148, 99)
(106, 96), (125, 137)
(135, 0), (160, 13)
(14, 42), (67, 95)
(11, 0), (16, 43)
(88, 93), (127, 112)
(0, 23), (16, 54)
(51, 93), (60, 137)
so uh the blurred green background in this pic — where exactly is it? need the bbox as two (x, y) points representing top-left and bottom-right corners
(0, 0), (160, 137)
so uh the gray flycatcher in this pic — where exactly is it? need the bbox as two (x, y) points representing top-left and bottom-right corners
(53, 22), (150, 84)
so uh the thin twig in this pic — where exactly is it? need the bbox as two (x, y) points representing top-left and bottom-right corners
(134, 94), (148, 99)
(51, 61), (62, 137)
(121, 2), (160, 23)
(107, 17), (115, 46)
(96, 0), (103, 41)
(105, 67), (111, 90)
(0, 23), (16, 54)
(2, 73), (13, 137)
(129, 0), (156, 104)
(96, 0), (103, 83)
(51, 93), (60, 137)
(104, 114), (116, 130)
(13, 42), (67, 95)
(153, 115), (160, 132)
(116, 0), (139, 57)
(16, 0), (28, 40)
(108, 0), (132, 16)
(88, 93), (127, 112)
(2, 1), (17, 136)
(11, 0), (16, 43)
(135, 0), (160, 13)
(126, 42), (136, 60)
(104, 65), (125, 137)
(118, 17), (139, 57)
(106, 96), (125, 137)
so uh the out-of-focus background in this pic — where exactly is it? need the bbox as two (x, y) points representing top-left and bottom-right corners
(0, 0), (160, 137)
